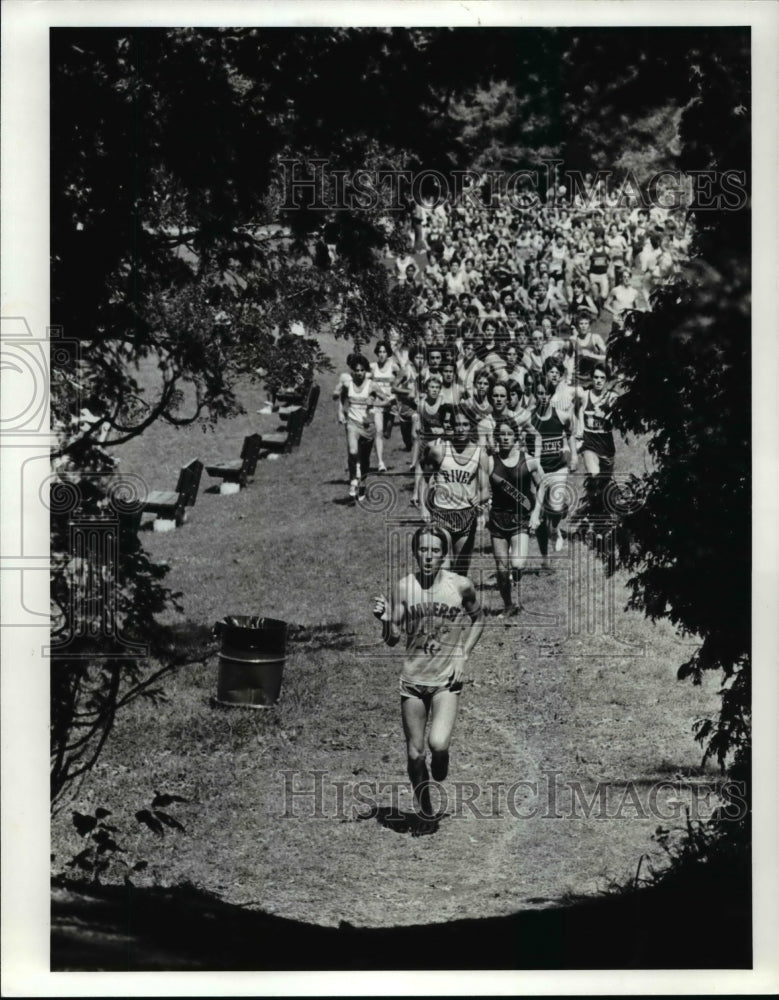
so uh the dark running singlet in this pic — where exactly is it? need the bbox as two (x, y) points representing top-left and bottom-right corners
(418, 399), (446, 442)
(532, 407), (568, 473)
(573, 331), (602, 383)
(581, 389), (616, 458)
(589, 248), (610, 275)
(488, 452), (535, 535)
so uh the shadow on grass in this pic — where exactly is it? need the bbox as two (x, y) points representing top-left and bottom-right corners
(288, 621), (355, 652)
(135, 619), (355, 660)
(354, 805), (444, 837)
(52, 855), (751, 971)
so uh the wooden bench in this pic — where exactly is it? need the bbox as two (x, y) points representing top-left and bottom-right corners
(139, 459), (203, 528)
(260, 405), (306, 455)
(205, 434), (263, 491)
(303, 383), (320, 426)
(274, 382), (308, 406)
(275, 382), (320, 426)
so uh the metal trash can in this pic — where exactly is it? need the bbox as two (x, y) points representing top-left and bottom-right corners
(213, 615), (287, 708)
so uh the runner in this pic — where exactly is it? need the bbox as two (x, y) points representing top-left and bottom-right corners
(476, 380), (511, 450)
(460, 369), (493, 433)
(391, 344), (425, 454)
(521, 329), (546, 378)
(604, 268), (647, 333)
(455, 335), (484, 397)
(587, 232), (611, 309)
(370, 340), (399, 471)
(531, 375), (579, 564)
(372, 525), (485, 834)
(410, 374), (447, 509)
(577, 362), (619, 525)
(420, 408), (489, 577)
(334, 353), (380, 501)
(487, 418), (544, 616)
(570, 313), (607, 389)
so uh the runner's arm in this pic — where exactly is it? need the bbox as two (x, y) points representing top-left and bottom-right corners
(454, 579), (485, 681)
(418, 443), (443, 521)
(563, 412), (579, 471)
(334, 381), (348, 423)
(477, 448), (491, 507)
(373, 581), (405, 647)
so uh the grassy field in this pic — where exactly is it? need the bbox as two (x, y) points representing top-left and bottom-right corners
(51, 329), (723, 930)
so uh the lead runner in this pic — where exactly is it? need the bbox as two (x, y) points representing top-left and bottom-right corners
(372, 525), (485, 835)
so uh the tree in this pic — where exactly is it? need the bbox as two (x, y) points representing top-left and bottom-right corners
(49, 26), (558, 803)
(606, 29), (751, 777)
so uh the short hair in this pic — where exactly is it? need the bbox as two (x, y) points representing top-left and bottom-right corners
(533, 373), (551, 396)
(374, 339), (390, 356)
(411, 524), (450, 557)
(592, 362), (610, 379)
(543, 356), (565, 378)
(449, 406), (476, 437)
(493, 417), (520, 441)
(505, 378), (522, 400)
(347, 352), (369, 372)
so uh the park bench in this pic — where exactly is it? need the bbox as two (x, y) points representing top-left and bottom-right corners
(138, 459), (203, 529)
(205, 434), (263, 492)
(275, 379), (319, 421)
(260, 405), (306, 455)
(303, 383), (320, 425)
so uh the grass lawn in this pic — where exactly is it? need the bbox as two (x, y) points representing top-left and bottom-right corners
(51, 329), (723, 930)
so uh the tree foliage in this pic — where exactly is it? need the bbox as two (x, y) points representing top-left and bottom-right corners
(49, 26), (542, 802)
(607, 29), (750, 772)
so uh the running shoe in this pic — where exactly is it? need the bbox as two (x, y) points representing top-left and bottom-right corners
(348, 480), (358, 499)
(377, 462), (388, 474)
(555, 532), (565, 552)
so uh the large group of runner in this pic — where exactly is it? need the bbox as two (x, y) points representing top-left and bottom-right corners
(335, 175), (690, 606)
(336, 175), (692, 832)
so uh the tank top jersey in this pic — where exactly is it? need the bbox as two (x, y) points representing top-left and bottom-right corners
(549, 242), (567, 273)
(369, 358), (398, 402)
(392, 363), (419, 419)
(581, 389), (616, 457)
(589, 248), (610, 275)
(569, 292), (591, 316)
(572, 331), (603, 382)
(456, 356), (484, 394)
(522, 348), (545, 375)
(418, 398), (446, 441)
(532, 406), (568, 473)
(490, 452), (535, 521)
(339, 373), (376, 434)
(430, 442), (481, 511)
(401, 570), (470, 686)
(461, 392), (492, 428)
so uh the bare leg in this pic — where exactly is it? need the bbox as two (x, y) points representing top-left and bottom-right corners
(401, 695), (433, 817)
(428, 688), (460, 794)
(450, 518), (478, 577)
(373, 409), (386, 471)
(509, 532), (529, 607)
(491, 534), (513, 612)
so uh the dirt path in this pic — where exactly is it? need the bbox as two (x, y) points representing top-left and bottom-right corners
(51, 330), (723, 931)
